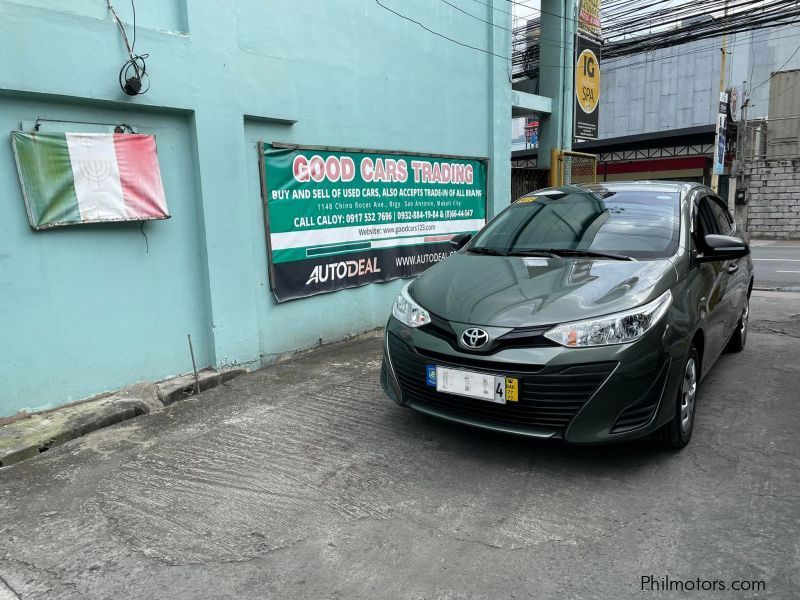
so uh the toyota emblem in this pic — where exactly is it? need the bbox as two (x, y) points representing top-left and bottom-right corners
(461, 327), (490, 349)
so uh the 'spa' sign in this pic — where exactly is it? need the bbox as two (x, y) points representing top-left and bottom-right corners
(574, 35), (601, 140)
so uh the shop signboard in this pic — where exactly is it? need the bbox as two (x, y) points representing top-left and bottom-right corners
(574, 35), (601, 140)
(260, 144), (488, 302)
(578, 0), (601, 39)
(713, 91), (728, 175)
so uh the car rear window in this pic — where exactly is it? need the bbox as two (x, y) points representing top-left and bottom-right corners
(470, 189), (681, 260)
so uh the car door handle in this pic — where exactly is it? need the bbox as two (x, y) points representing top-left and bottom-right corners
(727, 264), (739, 274)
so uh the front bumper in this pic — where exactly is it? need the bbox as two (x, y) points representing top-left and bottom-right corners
(381, 316), (685, 444)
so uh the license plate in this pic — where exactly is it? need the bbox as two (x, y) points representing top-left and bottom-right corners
(429, 365), (518, 404)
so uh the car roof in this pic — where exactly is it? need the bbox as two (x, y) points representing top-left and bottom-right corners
(521, 181), (704, 198)
(580, 180), (701, 194)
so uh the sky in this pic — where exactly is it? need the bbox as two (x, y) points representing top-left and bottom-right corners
(512, 0), (542, 29)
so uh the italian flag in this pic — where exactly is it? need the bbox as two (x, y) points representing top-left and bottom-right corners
(12, 132), (170, 230)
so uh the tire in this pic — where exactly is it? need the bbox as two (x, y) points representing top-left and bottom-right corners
(724, 295), (749, 353)
(654, 346), (700, 449)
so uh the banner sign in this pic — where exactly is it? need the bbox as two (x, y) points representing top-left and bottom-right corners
(578, 0), (601, 39)
(261, 145), (487, 302)
(574, 35), (601, 140)
(713, 91), (728, 175)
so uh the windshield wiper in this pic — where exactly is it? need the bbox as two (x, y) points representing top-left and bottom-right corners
(505, 249), (560, 258)
(467, 246), (508, 256)
(515, 248), (636, 261)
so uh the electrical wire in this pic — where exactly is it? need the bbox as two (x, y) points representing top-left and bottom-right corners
(512, 20), (800, 76)
(509, 0), (796, 57)
(375, 0), (510, 60)
(465, 0), (513, 17)
(457, 5), (584, 50)
(604, 2), (797, 44)
(376, 0), (799, 87)
(603, 0), (733, 32)
(601, 0), (800, 56)
(600, 0), (791, 39)
(107, 0), (149, 95)
(746, 28), (757, 95)
(749, 44), (800, 92)
(601, 29), (800, 76)
(439, 0), (511, 32)
(130, 0), (136, 49)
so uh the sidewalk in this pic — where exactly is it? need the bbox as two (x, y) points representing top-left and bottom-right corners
(0, 369), (244, 468)
(750, 238), (800, 247)
(0, 292), (798, 599)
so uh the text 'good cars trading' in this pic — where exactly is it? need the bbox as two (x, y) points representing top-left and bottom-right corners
(381, 182), (753, 448)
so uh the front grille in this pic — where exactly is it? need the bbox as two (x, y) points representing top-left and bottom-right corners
(414, 348), (546, 374)
(389, 334), (616, 433)
(611, 359), (671, 433)
(420, 312), (557, 355)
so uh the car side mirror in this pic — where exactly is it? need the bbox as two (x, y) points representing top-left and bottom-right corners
(449, 233), (472, 250)
(697, 234), (749, 262)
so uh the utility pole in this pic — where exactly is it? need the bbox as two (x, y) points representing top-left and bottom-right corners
(738, 81), (750, 191)
(537, 0), (576, 170)
(711, 1), (729, 194)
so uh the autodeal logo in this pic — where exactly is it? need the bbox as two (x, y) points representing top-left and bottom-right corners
(305, 257), (381, 285)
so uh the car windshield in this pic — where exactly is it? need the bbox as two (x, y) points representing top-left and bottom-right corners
(469, 188), (681, 260)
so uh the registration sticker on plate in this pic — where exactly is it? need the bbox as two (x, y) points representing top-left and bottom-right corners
(505, 377), (519, 402)
(435, 366), (518, 404)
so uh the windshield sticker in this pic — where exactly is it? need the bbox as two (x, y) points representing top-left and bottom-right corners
(516, 197), (536, 203)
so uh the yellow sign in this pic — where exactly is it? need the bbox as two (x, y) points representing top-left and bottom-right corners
(576, 48), (600, 114)
(505, 377), (519, 402)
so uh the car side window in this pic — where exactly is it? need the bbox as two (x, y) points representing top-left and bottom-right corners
(696, 196), (720, 237)
(708, 197), (733, 235)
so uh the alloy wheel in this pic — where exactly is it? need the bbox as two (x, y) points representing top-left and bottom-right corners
(680, 357), (697, 435)
(740, 298), (749, 347)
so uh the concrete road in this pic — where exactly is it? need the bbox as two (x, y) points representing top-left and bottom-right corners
(1, 292), (799, 600)
(751, 240), (800, 291)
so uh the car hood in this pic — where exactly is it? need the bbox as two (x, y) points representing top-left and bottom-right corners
(410, 253), (677, 328)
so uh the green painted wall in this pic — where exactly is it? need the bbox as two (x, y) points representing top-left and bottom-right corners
(0, 0), (512, 415)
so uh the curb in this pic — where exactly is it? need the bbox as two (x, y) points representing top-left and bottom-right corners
(158, 368), (247, 406)
(0, 397), (148, 468)
(0, 368), (245, 468)
(753, 286), (800, 294)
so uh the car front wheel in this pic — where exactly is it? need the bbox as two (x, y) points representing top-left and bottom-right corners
(655, 346), (699, 449)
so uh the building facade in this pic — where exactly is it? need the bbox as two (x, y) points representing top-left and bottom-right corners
(512, 21), (800, 227)
(737, 70), (800, 240)
(592, 23), (800, 193)
(0, 0), (518, 416)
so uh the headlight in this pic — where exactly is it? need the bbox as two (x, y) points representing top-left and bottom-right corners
(544, 290), (672, 347)
(392, 282), (431, 328)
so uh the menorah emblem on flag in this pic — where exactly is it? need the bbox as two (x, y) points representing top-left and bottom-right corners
(76, 136), (114, 189)
(77, 160), (114, 186)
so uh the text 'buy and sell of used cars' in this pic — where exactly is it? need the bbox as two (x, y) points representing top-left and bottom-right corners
(381, 182), (753, 448)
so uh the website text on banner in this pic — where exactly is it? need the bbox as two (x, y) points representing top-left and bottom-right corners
(261, 145), (488, 302)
